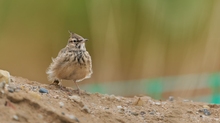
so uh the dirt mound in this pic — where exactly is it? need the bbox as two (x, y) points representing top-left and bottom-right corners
(0, 76), (220, 123)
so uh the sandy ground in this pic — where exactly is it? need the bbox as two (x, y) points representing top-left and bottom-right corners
(0, 76), (220, 123)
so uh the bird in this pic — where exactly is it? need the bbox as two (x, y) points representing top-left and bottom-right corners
(46, 31), (93, 94)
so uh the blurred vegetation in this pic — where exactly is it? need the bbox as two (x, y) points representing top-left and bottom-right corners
(0, 0), (219, 91)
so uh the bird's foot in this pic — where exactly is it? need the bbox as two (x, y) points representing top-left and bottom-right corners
(50, 80), (66, 90)
(50, 81), (59, 85)
(76, 88), (81, 95)
(50, 80), (61, 86)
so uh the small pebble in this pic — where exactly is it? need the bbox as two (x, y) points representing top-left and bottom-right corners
(59, 102), (64, 108)
(69, 95), (81, 102)
(32, 86), (38, 92)
(155, 102), (161, 105)
(82, 105), (90, 113)
(39, 88), (48, 93)
(148, 100), (155, 105)
(117, 105), (125, 112)
(150, 112), (154, 115)
(62, 112), (65, 115)
(0, 69), (10, 84)
(131, 112), (138, 116)
(7, 86), (15, 93)
(109, 94), (116, 100)
(203, 109), (211, 116)
(115, 97), (121, 101)
(117, 106), (122, 109)
(68, 115), (79, 122)
(140, 111), (146, 115)
(169, 96), (174, 101)
(12, 115), (19, 121)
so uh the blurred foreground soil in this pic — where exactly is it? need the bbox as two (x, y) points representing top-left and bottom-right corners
(0, 76), (220, 123)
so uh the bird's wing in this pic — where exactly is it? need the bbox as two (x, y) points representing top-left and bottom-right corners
(57, 47), (68, 57)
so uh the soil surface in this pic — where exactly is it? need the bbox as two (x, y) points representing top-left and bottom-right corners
(0, 76), (220, 123)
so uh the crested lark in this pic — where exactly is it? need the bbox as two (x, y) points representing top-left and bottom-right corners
(46, 31), (93, 94)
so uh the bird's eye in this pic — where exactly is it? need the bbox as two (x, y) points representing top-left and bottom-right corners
(69, 39), (77, 43)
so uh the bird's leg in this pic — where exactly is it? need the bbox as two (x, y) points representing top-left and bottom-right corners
(74, 81), (81, 95)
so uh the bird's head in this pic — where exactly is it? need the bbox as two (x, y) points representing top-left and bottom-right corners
(67, 31), (88, 50)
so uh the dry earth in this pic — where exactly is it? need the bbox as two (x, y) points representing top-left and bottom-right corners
(0, 76), (220, 123)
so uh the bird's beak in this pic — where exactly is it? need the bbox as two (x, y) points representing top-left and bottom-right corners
(79, 39), (88, 43)
(81, 39), (88, 43)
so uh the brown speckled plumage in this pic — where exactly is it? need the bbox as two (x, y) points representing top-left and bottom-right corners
(46, 31), (92, 94)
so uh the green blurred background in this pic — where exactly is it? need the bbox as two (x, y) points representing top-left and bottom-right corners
(1, 0), (220, 103)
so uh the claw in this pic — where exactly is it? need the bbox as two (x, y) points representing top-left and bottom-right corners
(74, 81), (82, 95)
(77, 88), (81, 95)
(50, 80), (60, 85)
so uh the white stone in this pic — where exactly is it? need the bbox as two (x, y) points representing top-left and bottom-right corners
(69, 95), (81, 102)
(67, 114), (79, 122)
(82, 105), (91, 113)
(12, 115), (19, 121)
(155, 102), (161, 105)
(59, 102), (64, 107)
(117, 105), (122, 109)
(0, 70), (10, 84)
